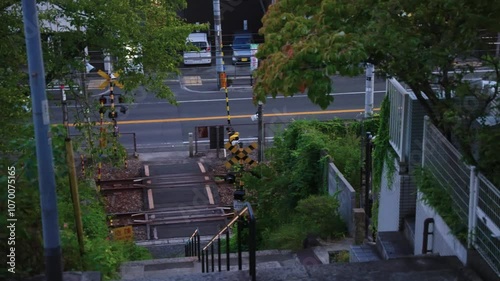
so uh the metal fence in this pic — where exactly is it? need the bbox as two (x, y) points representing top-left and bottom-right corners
(475, 174), (500, 276)
(422, 119), (471, 219)
(422, 116), (500, 276)
(387, 78), (410, 162)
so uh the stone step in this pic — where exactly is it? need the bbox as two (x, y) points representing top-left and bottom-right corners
(118, 255), (481, 281)
(120, 250), (298, 280)
(403, 216), (416, 252)
(349, 243), (382, 262)
(376, 231), (413, 260)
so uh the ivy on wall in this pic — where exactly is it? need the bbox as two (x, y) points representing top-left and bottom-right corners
(414, 168), (468, 243)
(371, 95), (397, 232)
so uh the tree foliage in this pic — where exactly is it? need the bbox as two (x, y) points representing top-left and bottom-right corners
(0, 1), (195, 279)
(255, 0), (500, 179)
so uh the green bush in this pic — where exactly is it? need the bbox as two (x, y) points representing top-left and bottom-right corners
(242, 118), (375, 251)
(294, 195), (346, 239)
(259, 195), (346, 250)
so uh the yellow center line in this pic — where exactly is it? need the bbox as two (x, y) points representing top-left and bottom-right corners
(58, 108), (380, 126)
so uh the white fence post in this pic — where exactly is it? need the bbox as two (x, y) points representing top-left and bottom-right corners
(468, 166), (478, 248)
(421, 116), (429, 167)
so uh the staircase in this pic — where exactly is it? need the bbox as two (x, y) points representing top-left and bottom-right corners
(119, 255), (480, 281)
(117, 206), (483, 281)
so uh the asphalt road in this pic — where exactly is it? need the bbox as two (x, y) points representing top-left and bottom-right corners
(49, 65), (387, 152)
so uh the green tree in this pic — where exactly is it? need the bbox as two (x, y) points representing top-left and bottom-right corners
(254, 0), (500, 178)
(0, 1), (195, 279)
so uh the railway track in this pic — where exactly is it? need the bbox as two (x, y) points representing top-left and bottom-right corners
(99, 175), (231, 240)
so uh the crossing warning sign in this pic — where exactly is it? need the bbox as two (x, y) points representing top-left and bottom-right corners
(224, 142), (258, 169)
(112, 226), (134, 241)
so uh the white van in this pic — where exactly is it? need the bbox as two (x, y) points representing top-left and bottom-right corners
(183, 33), (212, 66)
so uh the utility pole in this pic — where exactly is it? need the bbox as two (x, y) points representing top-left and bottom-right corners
(257, 102), (263, 162)
(61, 86), (85, 258)
(213, 0), (225, 89)
(22, 1), (63, 280)
(365, 63), (374, 118)
(496, 32), (500, 58)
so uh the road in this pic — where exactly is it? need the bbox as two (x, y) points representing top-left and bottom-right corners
(49, 65), (387, 152)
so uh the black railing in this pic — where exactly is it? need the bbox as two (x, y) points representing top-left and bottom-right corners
(201, 202), (256, 281)
(185, 228), (201, 261)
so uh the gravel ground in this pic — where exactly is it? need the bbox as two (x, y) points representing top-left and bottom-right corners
(133, 225), (148, 241)
(103, 189), (144, 213)
(206, 158), (235, 207)
(100, 158), (143, 180)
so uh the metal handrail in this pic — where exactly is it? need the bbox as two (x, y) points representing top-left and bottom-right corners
(200, 202), (256, 281)
(185, 228), (201, 261)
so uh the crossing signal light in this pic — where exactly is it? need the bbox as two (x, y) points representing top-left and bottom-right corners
(108, 111), (118, 118)
(99, 97), (107, 104)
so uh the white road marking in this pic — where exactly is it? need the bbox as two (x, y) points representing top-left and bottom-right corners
(197, 162), (206, 173)
(148, 189), (154, 209)
(49, 90), (386, 108)
(144, 165), (151, 184)
(205, 185), (214, 204)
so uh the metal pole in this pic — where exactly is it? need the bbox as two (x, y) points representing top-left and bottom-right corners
(226, 229), (230, 271)
(257, 102), (263, 162)
(496, 32), (500, 58)
(216, 126), (220, 158)
(213, 0), (224, 88)
(197, 233), (201, 261)
(133, 132), (138, 158)
(22, 1), (63, 280)
(365, 63), (374, 117)
(217, 236), (221, 271)
(237, 220), (242, 270)
(189, 132), (194, 157)
(211, 243), (215, 272)
(249, 217), (256, 281)
(201, 250), (205, 272)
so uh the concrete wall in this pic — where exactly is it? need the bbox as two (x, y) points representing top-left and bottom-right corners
(414, 191), (468, 264)
(327, 162), (356, 237)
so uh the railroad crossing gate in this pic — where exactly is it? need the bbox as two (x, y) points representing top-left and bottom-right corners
(112, 225), (134, 241)
(224, 142), (258, 169)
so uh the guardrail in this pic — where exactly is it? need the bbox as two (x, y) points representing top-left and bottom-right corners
(200, 202), (256, 281)
(185, 228), (201, 261)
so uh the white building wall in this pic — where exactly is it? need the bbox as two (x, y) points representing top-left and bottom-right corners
(414, 191), (468, 264)
(377, 158), (401, 232)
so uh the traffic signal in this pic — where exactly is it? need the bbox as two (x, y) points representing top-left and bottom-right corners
(99, 97), (107, 104)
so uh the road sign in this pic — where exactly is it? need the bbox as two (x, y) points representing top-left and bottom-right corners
(112, 225), (134, 241)
(224, 142), (258, 168)
(250, 44), (259, 71)
(97, 70), (124, 89)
